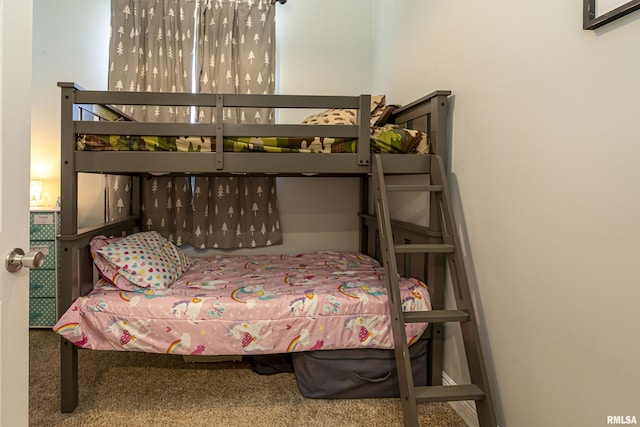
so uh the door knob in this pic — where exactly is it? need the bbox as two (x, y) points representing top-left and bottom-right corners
(5, 248), (45, 272)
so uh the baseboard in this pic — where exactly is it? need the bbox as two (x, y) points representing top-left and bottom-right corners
(442, 372), (479, 427)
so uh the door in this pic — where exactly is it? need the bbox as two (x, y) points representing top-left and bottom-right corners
(0, 0), (33, 425)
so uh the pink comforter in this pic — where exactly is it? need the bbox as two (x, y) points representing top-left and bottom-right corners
(54, 251), (431, 355)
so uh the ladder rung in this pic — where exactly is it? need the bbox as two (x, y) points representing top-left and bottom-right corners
(415, 384), (485, 403)
(385, 184), (443, 192)
(394, 243), (455, 254)
(403, 309), (469, 323)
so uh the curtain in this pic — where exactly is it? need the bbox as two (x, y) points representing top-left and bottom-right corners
(197, 0), (276, 123)
(107, 0), (281, 249)
(109, 0), (197, 120)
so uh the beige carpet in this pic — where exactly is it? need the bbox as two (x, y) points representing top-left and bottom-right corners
(30, 330), (467, 426)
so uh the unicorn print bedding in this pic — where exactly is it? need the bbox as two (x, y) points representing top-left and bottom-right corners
(54, 231), (431, 355)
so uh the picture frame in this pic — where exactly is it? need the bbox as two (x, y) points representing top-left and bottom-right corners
(584, 0), (640, 29)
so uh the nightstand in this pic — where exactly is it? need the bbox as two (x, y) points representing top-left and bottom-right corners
(29, 209), (59, 328)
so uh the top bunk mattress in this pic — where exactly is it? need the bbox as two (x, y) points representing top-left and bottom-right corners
(54, 233), (431, 356)
(77, 124), (427, 154)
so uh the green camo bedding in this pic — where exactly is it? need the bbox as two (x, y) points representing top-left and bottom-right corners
(77, 124), (428, 154)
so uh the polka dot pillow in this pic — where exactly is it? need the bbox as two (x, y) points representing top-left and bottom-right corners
(90, 231), (195, 291)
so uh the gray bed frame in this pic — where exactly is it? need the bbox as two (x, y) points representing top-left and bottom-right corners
(56, 82), (452, 412)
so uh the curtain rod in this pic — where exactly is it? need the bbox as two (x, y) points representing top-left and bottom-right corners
(272, 0), (287, 4)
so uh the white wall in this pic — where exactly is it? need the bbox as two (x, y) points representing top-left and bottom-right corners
(31, 0), (374, 250)
(269, 0), (373, 254)
(31, 0), (110, 228)
(276, 1), (373, 97)
(373, 1), (640, 426)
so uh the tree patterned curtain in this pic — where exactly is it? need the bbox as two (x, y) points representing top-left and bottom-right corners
(140, 175), (280, 248)
(196, 0), (276, 124)
(106, 175), (132, 222)
(107, 0), (281, 249)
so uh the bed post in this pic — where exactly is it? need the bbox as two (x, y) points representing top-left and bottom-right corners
(357, 95), (371, 168)
(426, 93), (450, 386)
(57, 82), (80, 412)
(388, 91), (451, 386)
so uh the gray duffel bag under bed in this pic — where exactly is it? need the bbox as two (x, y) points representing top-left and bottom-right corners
(292, 339), (428, 398)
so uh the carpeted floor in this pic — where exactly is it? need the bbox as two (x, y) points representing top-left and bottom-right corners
(30, 330), (467, 426)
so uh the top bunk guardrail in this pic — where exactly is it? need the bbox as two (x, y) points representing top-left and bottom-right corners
(59, 82), (450, 175)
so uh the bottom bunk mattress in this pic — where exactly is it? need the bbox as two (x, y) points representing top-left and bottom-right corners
(54, 241), (431, 356)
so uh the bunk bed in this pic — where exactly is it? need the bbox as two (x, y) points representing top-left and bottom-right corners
(55, 82), (452, 412)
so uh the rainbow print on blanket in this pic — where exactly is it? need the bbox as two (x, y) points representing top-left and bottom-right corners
(55, 249), (431, 356)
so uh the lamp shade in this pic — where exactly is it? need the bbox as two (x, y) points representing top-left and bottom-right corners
(30, 180), (43, 207)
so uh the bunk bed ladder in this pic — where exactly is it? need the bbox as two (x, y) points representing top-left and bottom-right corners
(371, 154), (497, 427)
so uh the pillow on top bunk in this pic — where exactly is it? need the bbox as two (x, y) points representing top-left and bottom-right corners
(370, 125), (429, 154)
(90, 231), (195, 291)
(301, 95), (393, 127)
(300, 94), (428, 154)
